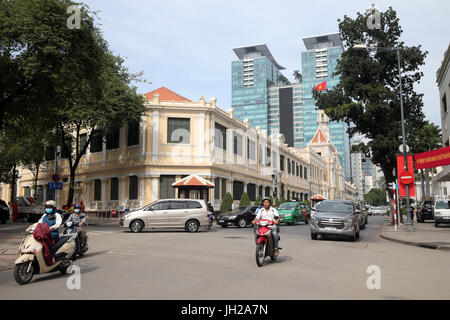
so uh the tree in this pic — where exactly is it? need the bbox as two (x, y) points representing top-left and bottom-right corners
(239, 192), (251, 206)
(313, 7), (428, 217)
(277, 74), (290, 85)
(364, 188), (388, 206)
(274, 196), (280, 207)
(293, 70), (302, 83)
(220, 192), (233, 214)
(255, 195), (262, 206)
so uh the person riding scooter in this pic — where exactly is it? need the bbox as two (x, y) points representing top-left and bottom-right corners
(252, 197), (281, 256)
(65, 204), (86, 247)
(38, 200), (62, 244)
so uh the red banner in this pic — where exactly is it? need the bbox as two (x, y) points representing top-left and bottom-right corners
(415, 146), (450, 169)
(397, 155), (415, 197)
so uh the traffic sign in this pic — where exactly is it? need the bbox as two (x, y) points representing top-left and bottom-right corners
(48, 182), (63, 190)
(399, 144), (410, 153)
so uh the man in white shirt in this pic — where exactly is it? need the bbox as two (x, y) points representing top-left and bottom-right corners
(252, 197), (280, 256)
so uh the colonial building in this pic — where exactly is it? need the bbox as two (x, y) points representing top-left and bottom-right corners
(12, 87), (357, 212)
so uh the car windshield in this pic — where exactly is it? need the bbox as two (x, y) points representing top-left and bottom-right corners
(278, 203), (296, 210)
(317, 201), (353, 214)
(435, 201), (450, 209)
(231, 207), (247, 213)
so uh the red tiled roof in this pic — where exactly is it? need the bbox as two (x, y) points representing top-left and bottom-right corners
(144, 87), (191, 102)
(311, 129), (328, 144)
(172, 175), (215, 188)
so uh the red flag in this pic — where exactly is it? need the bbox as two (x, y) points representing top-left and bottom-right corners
(314, 81), (327, 91)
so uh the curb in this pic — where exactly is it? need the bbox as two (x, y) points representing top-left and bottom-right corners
(380, 223), (450, 252)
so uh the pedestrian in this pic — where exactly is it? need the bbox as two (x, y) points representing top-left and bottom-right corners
(231, 201), (236, 210)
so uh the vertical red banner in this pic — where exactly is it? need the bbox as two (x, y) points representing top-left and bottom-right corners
(397, 154), (416, 197)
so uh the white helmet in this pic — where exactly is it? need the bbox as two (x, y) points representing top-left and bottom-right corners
(45, 200), (57, 208)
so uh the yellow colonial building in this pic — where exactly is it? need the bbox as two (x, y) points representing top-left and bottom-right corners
(12, 87), (355, 212)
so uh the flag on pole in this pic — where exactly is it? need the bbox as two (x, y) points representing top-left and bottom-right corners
(314, 81), (327, 91)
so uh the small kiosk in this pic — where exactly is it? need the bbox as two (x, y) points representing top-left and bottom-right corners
(172, 175), (215, 201)
(311, 194), (327, 208)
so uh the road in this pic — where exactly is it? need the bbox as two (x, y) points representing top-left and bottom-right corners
(1, 216), (450, 299)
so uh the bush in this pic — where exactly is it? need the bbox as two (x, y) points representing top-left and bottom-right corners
(255, 195), (262, 206)
(281, 197), (287, 204)
(240, 192), (251, 207)
(220, 192), (233, 214)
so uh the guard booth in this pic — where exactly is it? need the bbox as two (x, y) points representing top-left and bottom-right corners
(172, 175), (215, 202)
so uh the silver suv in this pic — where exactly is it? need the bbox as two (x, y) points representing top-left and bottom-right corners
(120, 199), (209, 233)
(310, 200), (361, 241)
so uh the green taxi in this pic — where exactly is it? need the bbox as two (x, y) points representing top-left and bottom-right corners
(277, 202), (310, 225)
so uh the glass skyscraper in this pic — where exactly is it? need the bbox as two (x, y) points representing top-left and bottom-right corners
(232, 44), (284, 135)
(300, 33), (350, 180)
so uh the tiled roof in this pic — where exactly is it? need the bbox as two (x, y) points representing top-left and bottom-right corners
(144, 87), (191, 102)
(172, 175), (215, 188)
(311, 129), (328, 144)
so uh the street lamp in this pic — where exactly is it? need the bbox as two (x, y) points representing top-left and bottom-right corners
(352, 43), (413, 232)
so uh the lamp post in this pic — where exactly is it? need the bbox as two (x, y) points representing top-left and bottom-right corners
(352, 44), (413, 232)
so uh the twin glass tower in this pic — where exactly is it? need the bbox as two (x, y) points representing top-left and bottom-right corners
(231, 34), (350, 180)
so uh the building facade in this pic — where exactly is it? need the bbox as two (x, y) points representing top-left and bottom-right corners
(300, 33), (350, 180)
(13, 88), (354, 212)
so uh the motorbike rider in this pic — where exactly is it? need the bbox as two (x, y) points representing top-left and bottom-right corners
(66, 204), (87, 247)
(38, 200), (62, 244)
(252, 197), (281, 256)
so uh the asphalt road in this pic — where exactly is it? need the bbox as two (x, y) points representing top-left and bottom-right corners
(1, 216), (450, 299)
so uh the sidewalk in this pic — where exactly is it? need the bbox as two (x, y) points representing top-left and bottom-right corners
(380, 216), (450, 251)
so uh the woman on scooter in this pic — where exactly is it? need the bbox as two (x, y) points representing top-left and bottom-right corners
(252, 197), (281, 256)
(38, 200), (62, 244)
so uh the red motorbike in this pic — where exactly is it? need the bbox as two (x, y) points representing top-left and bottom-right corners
(254, 219), (278, 267)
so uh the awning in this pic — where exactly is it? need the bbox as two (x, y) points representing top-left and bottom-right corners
(311, 194), (327, 200)
(172, 175), (215, 188)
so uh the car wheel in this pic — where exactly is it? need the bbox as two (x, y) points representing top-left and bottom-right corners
(356, 231), (360, 240)
(185, 220), (199, 233)
(293, 217), (297, 225)
(129, 220), (144, 233)
(435, 221), (439, 228)
(238, 219), (246, 228)
(311, 234), (318, 240)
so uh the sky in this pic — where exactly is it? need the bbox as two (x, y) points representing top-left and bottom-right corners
(82, 0), (450, 126)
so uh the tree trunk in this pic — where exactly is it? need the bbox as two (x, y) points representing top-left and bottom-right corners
(9, 164), (17, 205)
(33, 165), (40, 199)
(67, 167), (76, 205)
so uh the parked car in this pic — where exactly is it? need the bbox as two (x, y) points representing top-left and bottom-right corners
(417, 200), (434, 222)
(0, 200), (9, 224)
(371, 206), (386, 215)
(433, 199), (450, 227)
(217, 205), (257, 228)
(310, 200), (361, 241)
(120, 199), (209, 233)
(354, 202), (367, 229)
(278, 202), (310, 225)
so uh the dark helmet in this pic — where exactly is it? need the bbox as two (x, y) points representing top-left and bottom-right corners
(207, 201), (211, 205)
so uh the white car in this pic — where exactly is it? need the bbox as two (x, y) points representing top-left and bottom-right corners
(433, 200), (450, 227)
(120, 199), (209, 233)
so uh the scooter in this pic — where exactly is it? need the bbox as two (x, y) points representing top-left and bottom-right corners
(254, 219), (279, 267)
(14, 223), (77, 285)
(63, 221), (88, 257)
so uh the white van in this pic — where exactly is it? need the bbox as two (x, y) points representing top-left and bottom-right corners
(433, 199), (450, 227)
(120, 199), (209, 232)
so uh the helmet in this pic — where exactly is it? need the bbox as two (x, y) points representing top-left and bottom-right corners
(45, 200), (57, 208)
(262, 197), (272, 204)
(74, 204), (81, 209)
(207, 201), (211, 205)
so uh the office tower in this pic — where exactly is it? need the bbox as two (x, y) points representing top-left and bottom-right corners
(232, 44), (285, 135)
(300, 33), (350, 180)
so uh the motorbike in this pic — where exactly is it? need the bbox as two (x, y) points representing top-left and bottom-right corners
(63, 221), (88, 257)
(14, 223), (77, 285)
(254, 219), (279, 267)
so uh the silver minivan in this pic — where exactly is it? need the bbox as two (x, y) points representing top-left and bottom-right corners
(120, 199), (209, 233)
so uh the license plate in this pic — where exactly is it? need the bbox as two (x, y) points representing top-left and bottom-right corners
(219, 220), (224, 223)
(324, 227), (337, 231)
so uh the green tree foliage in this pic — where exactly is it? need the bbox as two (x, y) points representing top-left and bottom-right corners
(277, 74), (290, 85)
(239, 192), (251, 206)
(293, 70), (302, 83)
(364, 188), (388, 206)
(313, 7), (428, 202)
(274, 196), (280, 207)
(255, 195), (262, 206)
(281, 197), (287, 204)
(220, 192), (233, 213)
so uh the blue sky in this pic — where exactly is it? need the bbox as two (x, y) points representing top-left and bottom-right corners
(83, 0), (450, 126)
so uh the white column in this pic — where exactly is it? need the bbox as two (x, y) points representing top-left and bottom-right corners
(211, 114), (215, 163)
(86, 182), (91, 211)
(101, 178), (107, 209)
(140, 116), (145, 161)
(119, 176), (126, 209)
(151, 177), (158, 203)
(198, 112), (205, 160)
(102, 139), (107, 167)
(152, 111), (159, 161)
